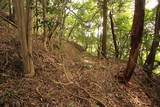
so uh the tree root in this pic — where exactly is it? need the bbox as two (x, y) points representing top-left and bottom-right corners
(74, 82), (106, 107)
(52, 56), (106, 107)
(52, 79), (106, 107)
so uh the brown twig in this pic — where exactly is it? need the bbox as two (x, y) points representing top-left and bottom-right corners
(54, 54), (106, 106)
(74, 82), (106, 107)
(0, 15), (17, 28)
(36, 86), (44, 101)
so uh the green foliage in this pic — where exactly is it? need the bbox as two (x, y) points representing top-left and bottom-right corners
(0, 91), (12, 105)
(67, 103), (74, 107)
(31, 0), (160, 72)
(0, 84), (3, 88)
(139, 8), (157, 64)
(4, 91), (12, 97)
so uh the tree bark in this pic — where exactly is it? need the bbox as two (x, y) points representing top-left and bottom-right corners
(109, 11), (119, 58)
(42, 0), (47, 49)
(13, 0), (35, 77)
(35, 0), (38, 34)
(67, 24), (76, 39)
(25, 0), (35, 77)
(48, 22), (59, 41)
(8, 0), (12, 17)
(119, 0), (145, 82)
(101, 0), (107, 58)
(12, 0), (15, 20)
(144, 1), (160, 78)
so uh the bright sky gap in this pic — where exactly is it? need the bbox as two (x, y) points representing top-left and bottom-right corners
(73, 0), (158, 9)
(146, 0), (158, 9)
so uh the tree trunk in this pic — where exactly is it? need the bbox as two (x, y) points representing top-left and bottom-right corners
(35, 0), (38, 34)
(144, 1), (160, 78)
(42, 0), (47, 49)
(13, 0), (35, 77)
(97, 26), (101, 58)
(25, 0), (35, 77)
(109, 11), (119, 58)
(67, 24), (76, 40)
(119, 0), (145, 82)
(8, 0), (12, 17)
(48, 22), (59, 41)
(101, 0), (107, 58)
(12, 0), (15, 20)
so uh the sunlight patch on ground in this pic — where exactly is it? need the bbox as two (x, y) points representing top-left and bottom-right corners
(81, 58), (95, 65)
(146, 0), (158, 9)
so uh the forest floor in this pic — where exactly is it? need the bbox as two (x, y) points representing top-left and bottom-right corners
(0, 25), (160, 107)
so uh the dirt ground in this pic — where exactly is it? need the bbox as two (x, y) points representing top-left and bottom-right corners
(0, 25), (160, 107)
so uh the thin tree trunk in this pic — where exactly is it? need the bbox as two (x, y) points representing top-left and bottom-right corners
(8, 0), (12, 17)
(12, 0), (15, 20)
(144, 1), (160, 78)
(97, 26), (101, 58)
(109, 11), (119, 58)
(35, 0), (38, 34)
(60, 13), (67, 37)
(48, 22), (59, 41)
(48, 22), (60, 50)
(119, 0), (145, 82)
(101, 0), (107, 58)
(67, 23), (76, 40)
(42, 0), (47, 49)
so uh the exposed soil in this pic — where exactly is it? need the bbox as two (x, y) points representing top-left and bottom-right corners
(0, 25), (160, 107)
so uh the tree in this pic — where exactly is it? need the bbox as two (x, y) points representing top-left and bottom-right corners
(109, 11), (119, 58)
(42, 0), (47, 49)
(13, 0), (35, 77)
(101, 0), (107, 58)
(118, 0), (145, 82)
(143, 0), (160, 78)
(8, 0), (12, 17)
(35, 0), (39, 34)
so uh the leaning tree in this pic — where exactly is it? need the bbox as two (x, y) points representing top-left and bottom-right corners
(143, 0), (160, 78)
(118, 0), (145, 82)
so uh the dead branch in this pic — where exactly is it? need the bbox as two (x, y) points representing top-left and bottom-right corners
(74, 82), (106, 107)
(0, 15), (17, 28)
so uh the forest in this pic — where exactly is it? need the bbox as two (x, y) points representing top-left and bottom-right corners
(0, 0), (160, 106)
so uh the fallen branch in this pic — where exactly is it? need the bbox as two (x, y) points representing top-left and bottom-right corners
(52, 80), (73, 86)
(52, 79), (105, 106)
(51, 55), (106, 106)
(36, 86), (47, 102)
(66, 89), (91, 103)
(0, 15), (17, 28)
(74, 82), (106, 107)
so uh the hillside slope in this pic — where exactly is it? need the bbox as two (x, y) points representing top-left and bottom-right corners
(0, 25), (160, 107)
